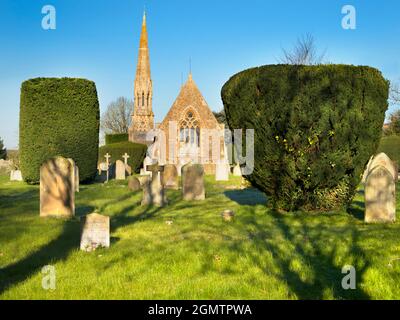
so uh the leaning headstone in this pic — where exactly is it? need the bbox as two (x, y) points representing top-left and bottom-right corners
(182, 163), (205, 200)
(215, 163), (230, 181)
(365, 166), (396, 223)
(128, 176), (141, 192)
(80, 213), (110, 252)
(10, 170), (23, 181)
(364, 153), (397, 183)
(162, 164), (179, 189)
(141, 163), (167, 207)
(40, 156), (75, 218)
(115, 160), (126, 180)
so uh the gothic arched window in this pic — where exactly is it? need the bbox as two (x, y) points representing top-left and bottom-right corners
(179, 110), (200, 147)
(142, 92), (145, 107)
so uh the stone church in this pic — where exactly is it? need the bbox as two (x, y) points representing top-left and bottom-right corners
(129, 13), (225, 174)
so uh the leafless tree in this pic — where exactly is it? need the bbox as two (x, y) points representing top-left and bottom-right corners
(280, 34), (326, 65)
(390, 81), (400, 105)
(101, 97), (133, 134)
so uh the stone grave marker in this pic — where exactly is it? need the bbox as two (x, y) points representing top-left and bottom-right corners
(162, 164), (179, 189)
(365, 165), (396, 223)
(128, 176), (141, 192)
(141, 162), (167, 207)
(40, 156), (75, 218)
(182, 163), (205, 200)
(116, 160), (126, 180)
(80, 213), (110, 252)
(215, 163), (230, 181)
(10, 170), (23, 181)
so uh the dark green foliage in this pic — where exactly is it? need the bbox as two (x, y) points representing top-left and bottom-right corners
(222, 64), (389, 211)
(105, 133), (129, 145)
(20, 78), (100, 183)
(378, 135), (400, 166)
(99, 141), (147, 174)
(0, 137), (6, 160)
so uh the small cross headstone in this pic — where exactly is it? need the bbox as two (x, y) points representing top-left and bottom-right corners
(141, 162), (167, 207)
(80, 213), (110, 252)
(104, 153), (111, 182)
(122, 153), (130, 165)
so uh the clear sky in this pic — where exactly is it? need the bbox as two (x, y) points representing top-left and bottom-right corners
(0, 0), (399, 149)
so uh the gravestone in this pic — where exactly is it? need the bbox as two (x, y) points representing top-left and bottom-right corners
(365, 166), (396, 223)
(80, 213), (110, 252)
(141, 163), (167, 207)
(364, 153), (397, 182)
(142, 156), (154, 177)
(10, 170), (23, 181)
(215, 163), (230, 181)
(182, 163), (205, 200)
(128, 176), (141, 192)
(67, 158), (79, 193)
(40, 156), (75, 218)
(104, 153), (111, 182)
(233, 164), (242, 177)
(162, 164), (179, 189)
(116, 160), (126, 180)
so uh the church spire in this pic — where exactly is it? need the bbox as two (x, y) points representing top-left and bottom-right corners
(129, 11), (154, 143)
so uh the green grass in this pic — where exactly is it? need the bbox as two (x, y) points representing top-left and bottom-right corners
(0, 174), (399, 300)
(378, 135), (400, 164)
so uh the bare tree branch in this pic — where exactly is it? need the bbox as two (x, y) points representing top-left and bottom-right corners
(280, 34), (326, 65)
(101, 97), (133, 134)
(390, 81), (400, 105)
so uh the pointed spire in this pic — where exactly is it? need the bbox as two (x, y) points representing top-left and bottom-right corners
(139, 11), (148, 48)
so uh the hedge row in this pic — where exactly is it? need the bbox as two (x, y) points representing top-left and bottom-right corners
(20, 78), (100, 183)
(222, 64), (389, 211)
(105, 133), (129, 145)
(99, 141), (147, 174)
(378, 135), (400, 166)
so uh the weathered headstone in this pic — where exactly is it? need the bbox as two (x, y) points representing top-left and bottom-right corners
(40, 156), (75, 218)
(233, 164), (242, 177)
(364, 153), (397, 183)
(365, 166), (396, 223)
(141, 163), (167, 207)
(67, 158), (79, 192)
(80, 213), (110, 252)
(10, 170), (23, 181)
(182, 163), (205, 200)
(215, 163), (230, 181)
(162, 164), (179, 189)
(116, 160), (126, 180)
(128, 176), (141, 192)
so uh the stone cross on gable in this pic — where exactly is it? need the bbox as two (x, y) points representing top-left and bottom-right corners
(104, 153), (111, 183)
(122, 153), (130, 166)
(146, 162), (164, 181)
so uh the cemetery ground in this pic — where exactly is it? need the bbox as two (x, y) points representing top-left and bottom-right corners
(0, 173), (399, 300)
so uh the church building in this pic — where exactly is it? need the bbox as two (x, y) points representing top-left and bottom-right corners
(129, 12), (225, 174)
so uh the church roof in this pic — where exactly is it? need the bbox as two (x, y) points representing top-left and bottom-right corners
(159, 74), (221, 130)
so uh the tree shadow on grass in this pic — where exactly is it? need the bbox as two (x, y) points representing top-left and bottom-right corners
(0, 185), (173, 296)
(219, 208), (371, 299)
(224, 188), (267, 206)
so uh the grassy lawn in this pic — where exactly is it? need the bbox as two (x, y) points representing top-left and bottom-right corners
(0, 173), (399, 300)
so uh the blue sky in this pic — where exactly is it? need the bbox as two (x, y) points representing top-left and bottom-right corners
(0, 0), (399, 148)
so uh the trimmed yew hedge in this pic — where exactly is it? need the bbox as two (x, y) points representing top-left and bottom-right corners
(20, 78), (100, 183)
(222, 64), (389, 211)
(98, 141), (147, 174)
(105, 133), (129, 145)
